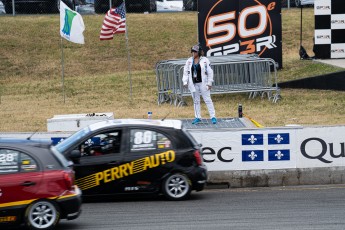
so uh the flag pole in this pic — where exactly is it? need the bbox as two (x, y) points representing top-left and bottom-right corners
(196, 0), (199, 43)
(59, 0), (85, 103)
(60, 37), (66, 104)
(123, 0), (133, 100)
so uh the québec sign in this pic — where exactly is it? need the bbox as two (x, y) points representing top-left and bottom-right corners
(189, 126), (345, 171)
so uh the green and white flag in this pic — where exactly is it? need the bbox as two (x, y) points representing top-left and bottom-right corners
(60, 1), (85, 44)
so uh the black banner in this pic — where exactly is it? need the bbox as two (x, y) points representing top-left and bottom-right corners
(198, 0), (282, 68)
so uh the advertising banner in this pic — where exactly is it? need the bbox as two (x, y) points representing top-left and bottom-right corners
(190, 128), (297, 171)
(190, 125), (345, 172)
(198, 0), (282, 68)
(296, 126), (345, 168)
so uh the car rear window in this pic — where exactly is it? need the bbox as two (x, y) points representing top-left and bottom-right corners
(181, 128), (200, 147)
(130, 129), (172, 152)
(0, 149), (39, 174)
(51, 148), (73, 168)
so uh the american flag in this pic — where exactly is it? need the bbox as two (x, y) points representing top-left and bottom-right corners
(99, 2), (126, 40)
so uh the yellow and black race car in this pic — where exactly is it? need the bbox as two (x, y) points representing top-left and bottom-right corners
(53, 119), (208, 201)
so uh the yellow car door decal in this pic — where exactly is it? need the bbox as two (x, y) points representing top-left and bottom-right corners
(76, 150), (175, 191)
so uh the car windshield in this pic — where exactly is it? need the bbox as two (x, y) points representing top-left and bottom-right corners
(54, 127), (91, 153)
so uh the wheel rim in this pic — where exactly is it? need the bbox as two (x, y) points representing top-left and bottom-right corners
(28, 201), (57, 229)
(165, 174), (189, 199)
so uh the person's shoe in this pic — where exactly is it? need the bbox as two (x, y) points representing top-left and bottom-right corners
(192, 118), (201, 124)
(211, 117), (217, 124)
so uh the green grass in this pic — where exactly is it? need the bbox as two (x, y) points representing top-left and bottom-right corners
(0, 8), (344, 132)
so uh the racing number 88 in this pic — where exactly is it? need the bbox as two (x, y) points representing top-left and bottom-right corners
(133, 131), (153, 145)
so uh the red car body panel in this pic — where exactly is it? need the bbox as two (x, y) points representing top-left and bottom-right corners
(1, 171), (44, 205)
(0, 141), (82, 228)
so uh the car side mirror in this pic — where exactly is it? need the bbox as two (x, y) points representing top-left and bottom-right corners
(69, 149), (81, 159)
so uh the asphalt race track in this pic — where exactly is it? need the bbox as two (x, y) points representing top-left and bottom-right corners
(51, 185), (345, 230)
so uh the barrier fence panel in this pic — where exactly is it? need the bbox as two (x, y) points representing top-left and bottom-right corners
(156, 55), (280, 107)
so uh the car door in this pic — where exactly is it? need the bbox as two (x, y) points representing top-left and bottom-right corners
(121, 127), (175, 193)
(0, 148), (43, 205)
(72, 129), (125, 196)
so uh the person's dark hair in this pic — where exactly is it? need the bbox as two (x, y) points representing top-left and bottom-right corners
(199, 47), (204, 57)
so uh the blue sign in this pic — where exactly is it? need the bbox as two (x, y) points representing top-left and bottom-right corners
(51, 137), (101, 146)
(242, 150), (264, 161)
(84, 137), (101, 146)
(268, 149), (290, 161)
(51, 137), (66, 145)
(268, 133), (290, 145)
(242, 134), (263, 145)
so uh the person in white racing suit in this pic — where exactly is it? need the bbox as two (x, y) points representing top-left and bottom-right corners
(182, 44), (217, 125)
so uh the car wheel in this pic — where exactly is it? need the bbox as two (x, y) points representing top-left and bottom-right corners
(50, 0), (75, 13)
(150, 0), (156, 12)
(68, 0), (76, 11)
(4, 2), (13, 14)
(141, 0), (152, 12)
(162, 173), (191, 201)
(49, 0), (60, 13)
(94, 0), (105, 13)
(25, 200), (60, 230)
(295, 0), (301, 7)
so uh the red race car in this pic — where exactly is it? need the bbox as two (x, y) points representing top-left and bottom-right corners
(0, 139), (82, 230)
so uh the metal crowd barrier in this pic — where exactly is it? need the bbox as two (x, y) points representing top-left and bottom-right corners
(156, 54), (281, 106)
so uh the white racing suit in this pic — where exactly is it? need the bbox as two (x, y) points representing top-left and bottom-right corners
(182, 56), (216, 119)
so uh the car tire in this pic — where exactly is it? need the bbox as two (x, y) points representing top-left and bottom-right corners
(49, 0), (60, 13)
(149, 0), (156, 12)
(50, 0), (75, 13)
(4, 2), (13, 14)
(25, 200), (60, 230)
(162, 173), (191, 201)
(142, 0), (150, 12)
(295, 0), (301, 7)
(94, 0), (106, 14)
(68, 0), (76, 11)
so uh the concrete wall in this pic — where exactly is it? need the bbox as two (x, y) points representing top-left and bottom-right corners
(208, 167), (345, 188)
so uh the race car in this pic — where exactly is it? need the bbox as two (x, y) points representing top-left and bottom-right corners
(53, 119), (208, 201)
(0, 139), (82, 230)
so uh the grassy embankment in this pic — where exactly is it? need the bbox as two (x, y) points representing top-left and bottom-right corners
(0, 8), (344, 131)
